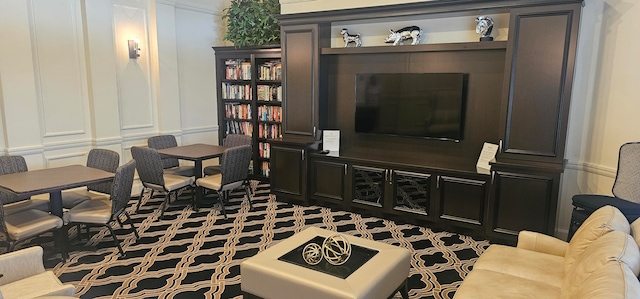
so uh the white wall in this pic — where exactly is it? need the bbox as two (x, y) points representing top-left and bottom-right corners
(0, 0), (226, 169)
(281, 0), (640, 238)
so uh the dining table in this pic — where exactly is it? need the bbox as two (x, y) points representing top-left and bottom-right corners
(0, 164), (115, 257)
(156, 143), (229, 209)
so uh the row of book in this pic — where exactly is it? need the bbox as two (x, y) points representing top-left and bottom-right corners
(258, 123), (282, 139)
(257, 85), (282, 102)
(225, 59), (251, 80)
(259, 161), (270, 177)
(258, 60), (282, 81)
(258, 142), (271, 159)
(257, 105), (282, 122)
(225, 104), (252, 120)
(221, 83), (251, 100)
(225, 121), (253, 136)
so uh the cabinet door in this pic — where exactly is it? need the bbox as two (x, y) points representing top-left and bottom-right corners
(351, 165), (386, 209)
(488, 170), (559, 240)
(392, 170), (432, 218)
(270, 145), (307, 204)
(310, 159), (347, 205)
(281, 24), (329, 138)
(437, 175), (488, 227)
(499, 4), (581, 163)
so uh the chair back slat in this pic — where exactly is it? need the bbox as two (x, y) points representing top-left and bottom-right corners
(131, 146), (166, 187)
(86, 149), (120, 194)
(220, 145), (252, 186)
(0, 156), (28, 205)
(110, 160), (136, 214)
(147, 135), (180, 169)
(613, 142), (640, 203)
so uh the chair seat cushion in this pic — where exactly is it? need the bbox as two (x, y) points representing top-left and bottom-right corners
(5, 210), (62, 241)
(3, 198), (50, 216)
(196, 174), (244, 192)
(453, 269), (561, 299)
(60, 189), (109, 209)
(472, 244), (565, 288)
(573, 194), (640, 221)
(163, 174), (194, 191)
(203, 165), (221, 176)
(165, 166), (195, 177)
(0, 270), (76, 299)
(62, 198), (111, 225)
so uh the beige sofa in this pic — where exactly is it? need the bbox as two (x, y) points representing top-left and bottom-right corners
(0, 246), (75, 299)
(455, 205), (640, 299)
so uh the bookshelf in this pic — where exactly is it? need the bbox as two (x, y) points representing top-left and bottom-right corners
(213, 46), (282, 181)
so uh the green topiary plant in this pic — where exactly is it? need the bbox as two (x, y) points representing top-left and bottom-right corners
(222, 0), (281, 48)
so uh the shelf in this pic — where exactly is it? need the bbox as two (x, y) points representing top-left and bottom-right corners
(257, 100), (282, 105)
(224, 118), (252, 122)
(321, 41), (507, 55)
(257, 80), (281, 84)
(223, 99), (252, 103)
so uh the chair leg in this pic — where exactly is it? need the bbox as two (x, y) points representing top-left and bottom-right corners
(216, 190), (227, 219)
(245, 184), (253, 211)
(136, 188), (145, 213)
(124, 211), (140, 240)
(105, 224), (125, 256)
(159, 192), (171, 220)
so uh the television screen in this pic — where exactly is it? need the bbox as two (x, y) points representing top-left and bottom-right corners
(354, 73), (466, 141)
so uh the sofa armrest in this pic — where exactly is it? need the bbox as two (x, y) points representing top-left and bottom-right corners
(0, 246), (46, 285)
(516, 231), (568, 257)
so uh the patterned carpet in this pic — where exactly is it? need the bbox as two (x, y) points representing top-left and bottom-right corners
(39, 183), (490, 299)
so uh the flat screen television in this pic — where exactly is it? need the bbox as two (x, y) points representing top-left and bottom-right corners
(354, 73), (466, 141)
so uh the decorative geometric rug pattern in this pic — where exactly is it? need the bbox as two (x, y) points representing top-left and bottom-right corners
(42, 183), (490, 299)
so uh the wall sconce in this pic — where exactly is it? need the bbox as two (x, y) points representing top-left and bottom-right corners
(128, 40), (140, 59)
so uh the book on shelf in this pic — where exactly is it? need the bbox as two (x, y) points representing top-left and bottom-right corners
(259, 142), (271, 159)
(258, 60), (282, 81)
(225, 103), (252, 120)
(257, 105), (282, 122)
(221, 83), (251, 100)
(256, 85), (282, 102)
(258, 123), (282, 139)
(225, 121), (253, 136)
(224, 59), (251, 80)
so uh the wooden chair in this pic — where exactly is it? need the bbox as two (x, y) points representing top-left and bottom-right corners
(63, 160), (138, 256)
(147, 135), (195, 177)
(131, 146), (194, 219)
(196, 145), (252, 218)
(0, 156), (50, 215)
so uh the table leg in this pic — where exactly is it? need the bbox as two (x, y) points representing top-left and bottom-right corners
(49, 191), (68, 259)
(194, 160), (203, 211)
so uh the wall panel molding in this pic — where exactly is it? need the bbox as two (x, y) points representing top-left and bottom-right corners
(29, 0), (89, 138)
(565, 160), (616, 178)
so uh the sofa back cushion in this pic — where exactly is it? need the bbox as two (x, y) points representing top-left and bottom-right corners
(565, 261), (640, 299)
(561, 231), (640, 298)
(564, 205), (629, 273)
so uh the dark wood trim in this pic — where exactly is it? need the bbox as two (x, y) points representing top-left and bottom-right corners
(321, 41), (507, 55)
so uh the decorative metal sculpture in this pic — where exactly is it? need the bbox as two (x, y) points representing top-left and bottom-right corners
(301, 234), (352, 266)
(475, 16), (495, 41)
(302, 243), (323, 265)
(322, 234), (352, 266)
(340, 28), (362, 48)
(384, 26), (422, 46)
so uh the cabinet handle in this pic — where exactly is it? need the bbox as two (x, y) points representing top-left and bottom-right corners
(436, 175), (440, 189)
(384, 169), (388, 182)
(344, 164), (347, 176)
(491, 171), (495, 185)
(301, 149), (305, 161)
(499, 139), (503, 152)
(313, 126), (317, 137)
(389, 169), (393, 185)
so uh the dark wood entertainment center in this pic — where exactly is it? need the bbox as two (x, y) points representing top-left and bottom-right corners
(268, 0), (583, 244)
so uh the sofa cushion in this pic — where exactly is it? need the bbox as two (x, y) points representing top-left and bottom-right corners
(630, 218), (640, 249)
(561, 231), (640, 298)
(472, 244), (565, 288)
(564, 261), (640, 299)
(0, 271), (75, 299)
(453, 269), (560, 299)
(564, 205), (629, 273)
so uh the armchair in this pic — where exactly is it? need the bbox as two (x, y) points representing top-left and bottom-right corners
(0, 246), (75, 299)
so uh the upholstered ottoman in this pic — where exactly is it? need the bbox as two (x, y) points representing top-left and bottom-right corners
(241, 227), (410, 299)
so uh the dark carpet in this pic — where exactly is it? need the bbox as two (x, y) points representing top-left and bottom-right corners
(40, 183), (489, 299)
